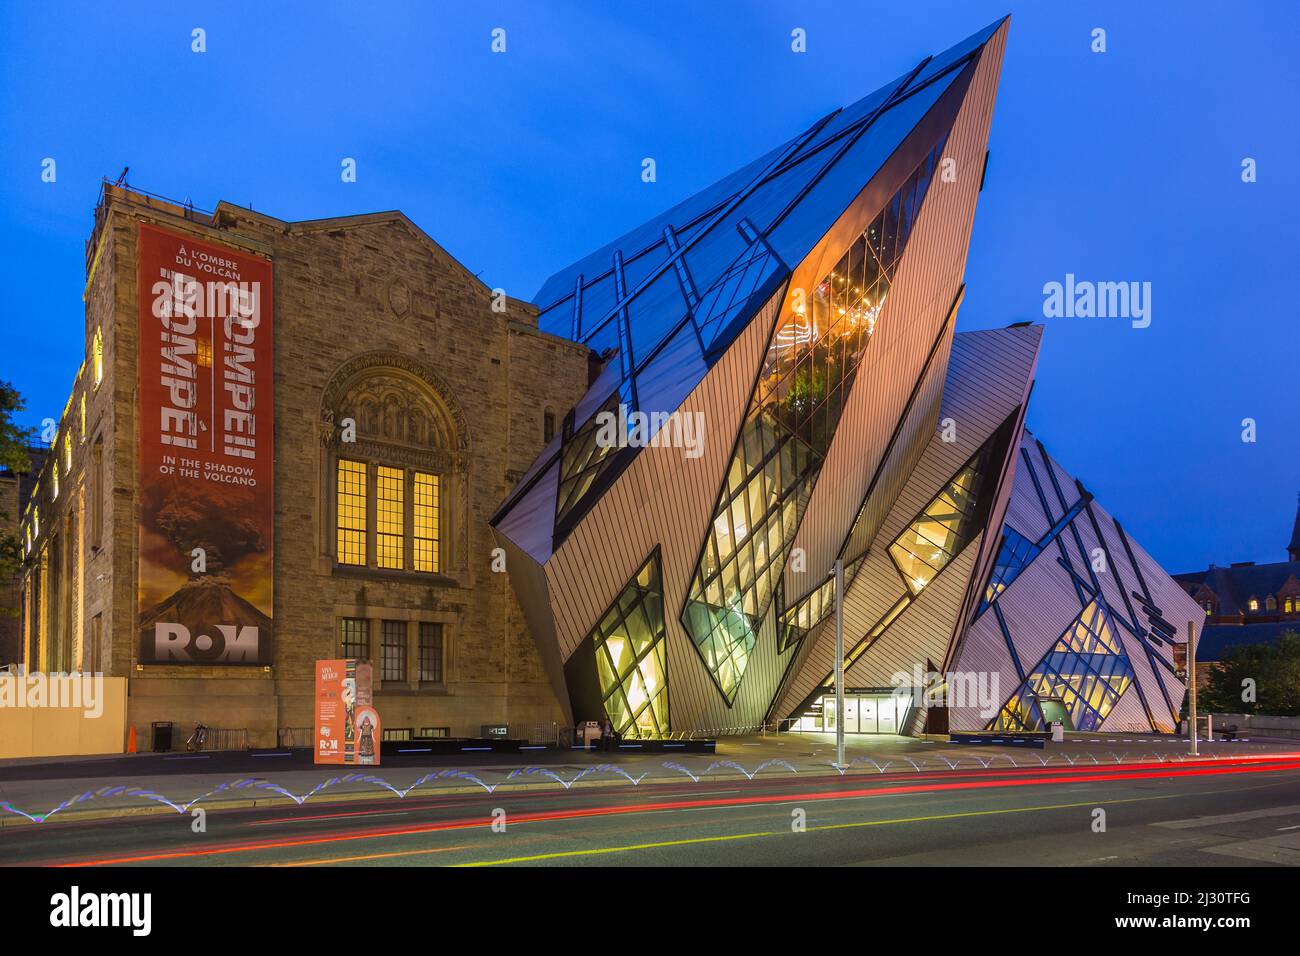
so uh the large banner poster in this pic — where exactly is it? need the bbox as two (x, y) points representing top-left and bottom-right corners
(136, 223), (274, 664)
(315, 659), (381, 765)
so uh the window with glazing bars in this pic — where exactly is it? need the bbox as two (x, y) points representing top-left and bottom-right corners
(339, 617), (369, 659)
(376, 466), (404, 569)
(887, 458), (986, 594)
(413, 472), (440, 572)
(336, 459), (367, 565)
(381, 620), (407, 682)
(418, 622), (443, 683)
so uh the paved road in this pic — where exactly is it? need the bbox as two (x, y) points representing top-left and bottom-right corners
(2, 733), (1287, 825)
(5, 752), (1300, 867)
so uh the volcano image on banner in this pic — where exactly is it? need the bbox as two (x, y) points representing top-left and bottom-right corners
(136, 223), (274, 664)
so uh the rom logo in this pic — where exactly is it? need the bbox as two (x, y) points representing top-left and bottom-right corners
(154, 623), (259, 662)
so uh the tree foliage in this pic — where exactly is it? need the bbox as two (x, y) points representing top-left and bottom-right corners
(0, 381), (34, 617)
(1202, 631), (1300, 717)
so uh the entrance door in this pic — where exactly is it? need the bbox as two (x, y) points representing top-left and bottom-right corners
(878, 696), (898, 734)
(858, 697), (878, 733)
(1038, 699), (1073, 730)
(842, 697), (859, 734)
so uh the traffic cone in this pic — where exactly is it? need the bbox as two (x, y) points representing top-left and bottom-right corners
(127, 724), (137, 754)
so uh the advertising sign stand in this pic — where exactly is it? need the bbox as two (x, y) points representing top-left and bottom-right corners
(314, 659), (381, 765)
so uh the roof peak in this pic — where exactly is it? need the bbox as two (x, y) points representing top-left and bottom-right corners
(1289, 493), (1300, 558)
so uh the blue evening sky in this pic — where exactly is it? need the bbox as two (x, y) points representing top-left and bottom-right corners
(0, 1), (1296, 573)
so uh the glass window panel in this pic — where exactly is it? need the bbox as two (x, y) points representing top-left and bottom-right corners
(413, 472), (440, 573)
(418, 622), (443, 682)
(336, 459), (367, 566)
(381, 620), (407, 682)
(339, 618), (369, 659)
(376, 466), (404, 569)
(590, 554), (669, 738)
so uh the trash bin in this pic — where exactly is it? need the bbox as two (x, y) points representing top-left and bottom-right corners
(152, 721), (174, 753)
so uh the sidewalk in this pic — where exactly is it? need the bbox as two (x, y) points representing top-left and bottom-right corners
(1, 732), (1294, 828)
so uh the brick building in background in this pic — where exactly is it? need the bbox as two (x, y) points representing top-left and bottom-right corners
(17, 183), (589, 746)
(1174, 499), (1300, 681)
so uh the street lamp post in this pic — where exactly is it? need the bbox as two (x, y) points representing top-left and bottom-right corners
(1188, 618), (1198, 756)
(834, 558), (845, 770)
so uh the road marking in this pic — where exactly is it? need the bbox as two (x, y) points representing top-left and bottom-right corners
(269, 844), (474, 866)
(250, 809), (412, 826)
(1153, 804), (1300, 830)
(1199, 832), (1300, 865)
(456, 792), (1197, 867)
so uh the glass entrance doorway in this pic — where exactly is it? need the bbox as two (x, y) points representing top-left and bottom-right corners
(791, 691), (914, 734)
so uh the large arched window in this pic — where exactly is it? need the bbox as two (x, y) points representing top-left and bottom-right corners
(320, 355), (467, 577)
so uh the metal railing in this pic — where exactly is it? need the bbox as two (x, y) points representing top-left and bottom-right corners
(650, 723), (774, 740)
(201, 727), (248, 752)
(507, 722), (565, 747)
(278, 727), (314, 748)
(167, 726), (248, 752)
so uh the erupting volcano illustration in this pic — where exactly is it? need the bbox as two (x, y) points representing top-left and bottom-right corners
(137, 479), (271, 656)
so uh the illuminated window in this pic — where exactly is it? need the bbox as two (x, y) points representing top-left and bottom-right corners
(413, 472), (440, 572)
(90, 439), (103, 550)
(336, 459), (367, 565)
(381, 620), (407, 682)
(777, 553), (867, 653)
(983, 527), (1040, 608)
(418, 622), (443, 683)
(590, 554), (669, 739)
(79, 393), (86, 441)
(339, 617), (369, 659)
(330, 365), (457, 578)
(51, 462), (59, 501)
(889, 459), (986, 595)
(376, 466), (405, 569)
(196, 333), (213, 369)
(63, 431), (72, 472)
(1248, 598), (1259, 612)
(556, 391), (622, 526)
(92, 328), (104, 388)
(1287, 598), (1294, 614)
(990, 600), (1134, 732)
